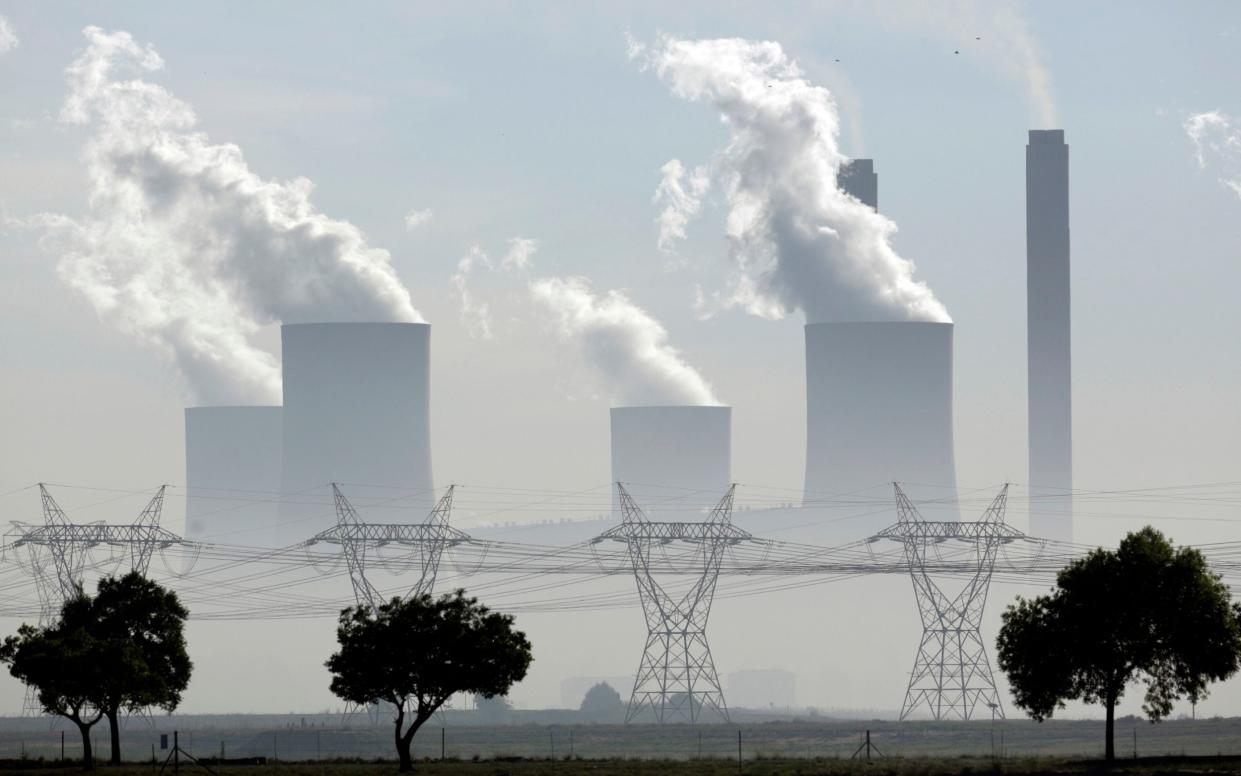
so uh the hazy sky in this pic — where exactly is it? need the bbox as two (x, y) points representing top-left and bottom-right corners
(3, 1), (1241, 716)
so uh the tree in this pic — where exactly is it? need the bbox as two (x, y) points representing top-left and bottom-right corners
(997, 527), (1241, 761)
(579, 681), (624, 722)
(91, 572), (192, 765)
(1, 589), (106, 770)
(0, 573), (191, 769)
(326, 590), (533, 772)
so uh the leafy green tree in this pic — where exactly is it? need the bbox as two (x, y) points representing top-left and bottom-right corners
(579, 681), (624, 722)
(326, 590), (533, 772)
(91, 572), (192, 765)
(0, 573), (191, 769)
(1, 589), (106, 770)
(997, 527), (1241, 761)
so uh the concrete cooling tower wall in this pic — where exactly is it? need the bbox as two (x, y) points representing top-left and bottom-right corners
(278, 322), (434, 545)
(185, 406), (282, 546)
(610, 406), (731, 519)
(803, 322), (958, 528)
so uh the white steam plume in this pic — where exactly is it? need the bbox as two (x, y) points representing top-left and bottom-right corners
(635, 35), (950, 324)
(530, 276), (720, 406)
(452, 246), (494, 340)
(1186, 111), (1241, 200)
(0, 15), (17, 52)
(870, 1), (1057, 128)
(654, 159), (710, 253)
(404, 208), (433, 231)
(451, 237), (538, 339)
(42, 27), (421, 405)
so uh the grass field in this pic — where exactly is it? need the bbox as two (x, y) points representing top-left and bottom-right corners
(3, 716), (1241, 773)
(7, 755), (1241, 775)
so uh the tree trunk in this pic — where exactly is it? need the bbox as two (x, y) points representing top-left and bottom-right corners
(400, 713), (429, 773)
(1104, 692), (1116, 763)
(394, 705), (412, 772)
(105, 707), (121, 765)
(76, 720), (94, 772)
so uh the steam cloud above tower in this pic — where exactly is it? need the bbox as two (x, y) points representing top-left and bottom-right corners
(39, 27), (422, 405)
(530, 276), (720, 406)
(637, 35), (950, 324)
(1186, 111), (1241, 200)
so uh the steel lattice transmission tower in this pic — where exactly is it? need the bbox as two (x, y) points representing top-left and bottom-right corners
(874, 483), (1022, 721)
(596, 483), (748, 724)
(305, 483), (467, 612)
(9, 484), (179, 623)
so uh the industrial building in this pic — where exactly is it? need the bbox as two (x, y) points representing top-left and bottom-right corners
(1026, 130), (1074, 543)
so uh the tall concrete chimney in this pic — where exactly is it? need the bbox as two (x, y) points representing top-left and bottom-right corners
(610, 406), (731, 519)
(839, 159), (878, 210)
(1026, 130), (1073, 543)
(803, 322), (958, 528)
(278, 322), (434, 544)
(185, 406), (282, 546)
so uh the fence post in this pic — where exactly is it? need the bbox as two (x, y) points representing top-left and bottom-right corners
(737, 729), (742, 772)
(441, 727), (445, 760)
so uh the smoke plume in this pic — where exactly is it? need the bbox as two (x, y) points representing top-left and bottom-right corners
(1186, 111), (1241, 200)
(451, 237), (539, 339)
(530, 276), (720, 406)
(870, 1), (1057, 128)
(43, 27), (422, 405)
(635, 35), (949, 324)
(0, 15), (17, 52)
(404, 208), (433, 231)
(654, 159), (711, 253)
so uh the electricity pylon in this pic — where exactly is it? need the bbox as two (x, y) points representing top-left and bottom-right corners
(9, 484), (178, 622)
(874, 483), (1021, 721)
(305, 483), (466, 611)
(595, 483), (748, 724)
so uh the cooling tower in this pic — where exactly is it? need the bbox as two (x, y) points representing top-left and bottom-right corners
(610, 406), (731, 519)
(184, 406), (282, 546)
(278, 322), (433, 544)
(838, 158), (878, 210)
(1026, 130), (1073, 543)
(803, 322), (958, 526)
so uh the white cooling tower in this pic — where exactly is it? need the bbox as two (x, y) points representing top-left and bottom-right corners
(184, 406), (282, 546)
(610, 406), (731, 519)
(803, 322), (958, 527)
(278, 322), (434, 544)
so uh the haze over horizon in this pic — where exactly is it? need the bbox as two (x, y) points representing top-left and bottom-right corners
(2, 1), (1241, 721)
